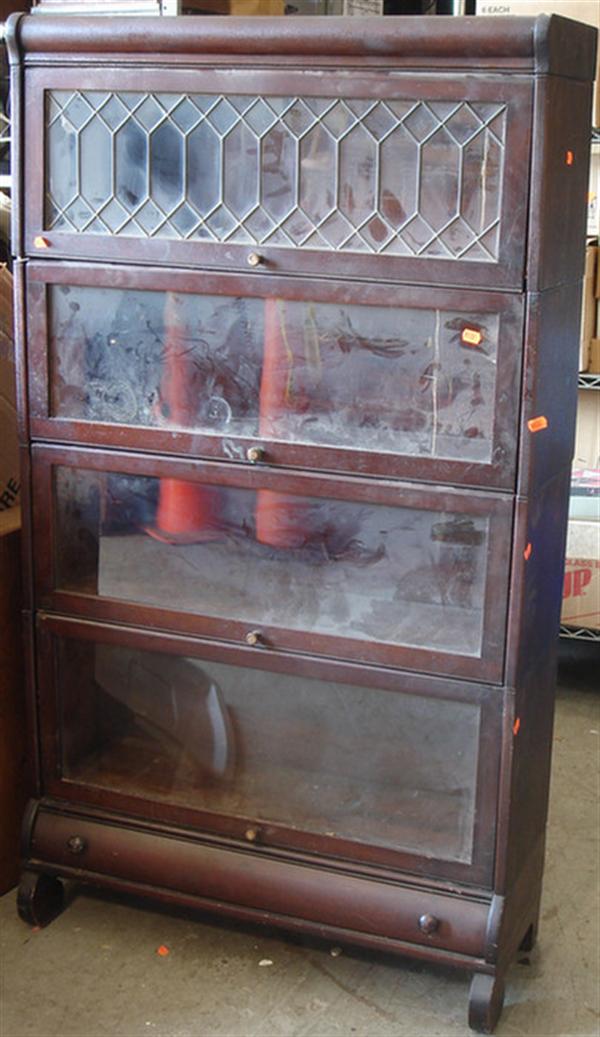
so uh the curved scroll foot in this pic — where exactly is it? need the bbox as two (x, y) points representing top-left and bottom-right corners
(468, 972), (506, 1034)
(17, 870), (65, 928)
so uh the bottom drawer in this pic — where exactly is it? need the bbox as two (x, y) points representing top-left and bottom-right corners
(36, 615), (501, 886)
(27, 801), (492, 963)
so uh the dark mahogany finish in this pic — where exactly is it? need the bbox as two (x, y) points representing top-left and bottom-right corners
(9, 12), (596, 1034)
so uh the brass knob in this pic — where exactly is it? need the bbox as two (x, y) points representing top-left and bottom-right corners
(245, 827), (258, 842)
(247, 252), (263, 268)
(418, 913), (439, 935)
(246, 446), (264, 463)
(33, 235), (51, 249)
(245, 630), (262, 647)
(66, 835), (86, 855)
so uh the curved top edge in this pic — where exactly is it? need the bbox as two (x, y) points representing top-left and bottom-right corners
(5, 12), (26, 67)
(11, 12), (597, 80)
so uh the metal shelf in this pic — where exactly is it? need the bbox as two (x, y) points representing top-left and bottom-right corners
(578, 372), (600, 390)
(560, 624), (600, 642)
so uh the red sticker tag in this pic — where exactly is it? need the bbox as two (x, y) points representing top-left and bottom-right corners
(528, 416), (548, 433)
(524, 543), (532, 561)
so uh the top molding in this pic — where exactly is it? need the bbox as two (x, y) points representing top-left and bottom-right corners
(5, 12), (597, 80)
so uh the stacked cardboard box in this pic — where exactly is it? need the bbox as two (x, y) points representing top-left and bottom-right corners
(562, 393), (600, 632)
(591, 244), (600, 373)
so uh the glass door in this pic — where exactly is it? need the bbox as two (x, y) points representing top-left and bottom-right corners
(25, 65), (532, 288)
(37, 615), (502, 886)
(33, 444), (512, 682)
(28, 263), (523, 489)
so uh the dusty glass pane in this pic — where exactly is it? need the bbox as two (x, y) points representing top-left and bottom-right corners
(49, 285), (500, 463)
(49, 286), (264, 437)
(58, 636), (481, 863)
(54, 466), (490, 658)
(45, 90), (506, 260)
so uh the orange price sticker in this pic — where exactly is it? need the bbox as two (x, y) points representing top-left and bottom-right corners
(523, 542), (532, 561)
(156, 945), (170, 957)
(513, 717), (521, 736)
(461, 327), (483, 347)
(566, 150), (574, 166)
(528, 416), (548, 433)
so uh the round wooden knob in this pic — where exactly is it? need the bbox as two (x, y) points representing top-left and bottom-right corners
(66, 835), (86, 855)
(247, 252), (263, 267)
(245, 630), (262, 647)
(418, 913), (439, 935)
(245, 827), (258, 842)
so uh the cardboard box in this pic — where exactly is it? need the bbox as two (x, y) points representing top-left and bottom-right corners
(574, 388), (600, 469)
(561, 516), (600, 630)
(590, 337), (600, 373)
(0, 265), (19, 514)
(580, 243), (597, 371)
(476, 1), (600, 126)
(589, 145), (600, 238)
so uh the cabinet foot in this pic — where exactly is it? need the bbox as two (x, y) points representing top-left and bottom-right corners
(468, 972), (506, 1034)
(17, 870), (65, 928)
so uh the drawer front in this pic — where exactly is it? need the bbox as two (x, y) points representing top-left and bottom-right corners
(35, 614), (502, 887)
(32, 444), (512, 682)
(27, 263), (523, 490)
(30, 805), (491, 957)
(25, 66), (532, 288)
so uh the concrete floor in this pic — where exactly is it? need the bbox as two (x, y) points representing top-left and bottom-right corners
(0, 644), (598, 1037)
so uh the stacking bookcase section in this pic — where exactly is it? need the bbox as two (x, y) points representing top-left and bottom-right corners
(27, 263), (524, 489)
(9, 12), (597, 1034)
(24, 65), (532, 289)
(34, 615), (502, 888)
(31, 445), (512, 682)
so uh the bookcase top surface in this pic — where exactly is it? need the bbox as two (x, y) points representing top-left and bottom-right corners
(6, 12), (597, 81)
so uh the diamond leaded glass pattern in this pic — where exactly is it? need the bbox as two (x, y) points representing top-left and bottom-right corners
(45, 90), (507, 260)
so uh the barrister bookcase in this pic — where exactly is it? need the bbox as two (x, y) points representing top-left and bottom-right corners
(6, 13), (596, 1031)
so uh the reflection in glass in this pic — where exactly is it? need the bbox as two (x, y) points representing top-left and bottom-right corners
(49, 284), (500, 463)
(54, 466), (489, 658)
(58, 637), (481, 863)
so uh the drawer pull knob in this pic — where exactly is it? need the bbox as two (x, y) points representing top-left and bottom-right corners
(34, 235), (51, 249)
(246, 446), (264, 463)
(418, 913), (439, 935)
(66, 835), (86, 855)
(245, 630), (262, 647)
(245, 827), (258, 842)
(247, 252), (263, 268)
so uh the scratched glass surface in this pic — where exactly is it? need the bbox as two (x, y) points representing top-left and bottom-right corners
(45, 91), (506, 260)
(49, 285), (500, 463)
(58, 637), (481, 863)
(54, 466), (490, 658)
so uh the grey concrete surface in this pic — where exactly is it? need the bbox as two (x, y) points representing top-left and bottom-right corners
(0, 645), (598, 1037)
